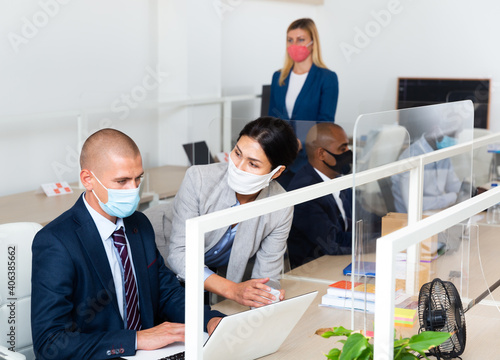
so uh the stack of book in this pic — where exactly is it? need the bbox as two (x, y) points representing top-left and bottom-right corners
(320, 280), (418, 326)
(320, 280), (376, 313)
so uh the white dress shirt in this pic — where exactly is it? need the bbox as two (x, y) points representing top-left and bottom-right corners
(313, 168), (348, 230)
(83, 194), (138, 323)
(286, 71), (308, 119)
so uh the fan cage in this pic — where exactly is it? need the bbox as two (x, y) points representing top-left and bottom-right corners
(418, 278), (466, 359)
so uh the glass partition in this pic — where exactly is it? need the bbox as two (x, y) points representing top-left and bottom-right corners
(80, 92), (224, 206)
(351, 101), (474, 331)
(175, 107), (499, 358)
(376, 206), (500, 357)
(267, 103), (475, 334)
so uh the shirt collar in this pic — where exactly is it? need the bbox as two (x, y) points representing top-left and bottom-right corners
(83, 192), (126, 241)
(419, 135), (434, 153)
(313, 167), (333, 183)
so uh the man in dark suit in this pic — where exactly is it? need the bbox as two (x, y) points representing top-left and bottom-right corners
(287, 123), (355, 269)
(31, 129), (223, 360)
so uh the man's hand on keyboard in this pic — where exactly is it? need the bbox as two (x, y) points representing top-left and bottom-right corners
(137, 322), (185, 350)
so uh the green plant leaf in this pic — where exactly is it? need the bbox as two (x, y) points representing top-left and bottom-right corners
(325, 348), (341, 360)
(408, 331), (451, 352)
(398, 352), (419, 360)
(339, 333), (368, 360)
(393, 338), (410, 347)
(357, 347), (373, 360)
(393, 346), (420, 360)
(332, 326), (354, 337)
(321, 331), (336, 339)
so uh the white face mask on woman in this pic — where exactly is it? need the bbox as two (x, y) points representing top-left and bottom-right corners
(227, 155), (282, 195)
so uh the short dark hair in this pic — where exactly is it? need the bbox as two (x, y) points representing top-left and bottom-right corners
(238, 117), (298, 168)
(80, 128), (140, 170)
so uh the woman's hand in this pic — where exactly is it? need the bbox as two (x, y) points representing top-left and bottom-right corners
(205, 274), (284, 308)
(228, 278), (281, 307)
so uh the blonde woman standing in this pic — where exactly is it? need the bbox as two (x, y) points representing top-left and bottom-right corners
(268, 18), (339, 186)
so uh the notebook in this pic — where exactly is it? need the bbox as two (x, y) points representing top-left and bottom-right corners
(342, 261), (376, 277)
(123, 291), (317, 360)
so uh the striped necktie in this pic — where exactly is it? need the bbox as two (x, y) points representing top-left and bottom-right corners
(112, 227), (142, 330)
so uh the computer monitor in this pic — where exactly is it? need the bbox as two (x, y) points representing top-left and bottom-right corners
(260, 84), (271, 117)
(182, 141), (215, 165)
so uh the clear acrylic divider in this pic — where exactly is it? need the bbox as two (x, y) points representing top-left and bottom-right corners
(1, 109), (81, 198)
(80, 93), (224, 207)
(353, 101), (474, 336)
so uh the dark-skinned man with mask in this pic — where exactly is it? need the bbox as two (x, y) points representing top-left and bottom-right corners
(287, 123), (376, 268)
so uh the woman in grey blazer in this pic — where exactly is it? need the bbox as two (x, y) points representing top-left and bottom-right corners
(168, 117), (298, 308)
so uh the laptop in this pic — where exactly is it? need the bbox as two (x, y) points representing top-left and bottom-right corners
(123, 291), (317, 360)
(182, 141), (215, 165)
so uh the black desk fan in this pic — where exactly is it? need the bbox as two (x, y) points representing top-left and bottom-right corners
(418, 277), (500, 359)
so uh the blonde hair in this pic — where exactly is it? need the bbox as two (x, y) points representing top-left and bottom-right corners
(278, 18), (327, 86)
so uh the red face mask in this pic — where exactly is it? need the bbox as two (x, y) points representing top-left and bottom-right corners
(287, 41), (313, 63)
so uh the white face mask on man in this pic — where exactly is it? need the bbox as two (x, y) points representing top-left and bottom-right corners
(227, 155), (282, 195)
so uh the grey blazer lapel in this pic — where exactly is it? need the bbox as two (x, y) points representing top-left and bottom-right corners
(226, 184), (273, 283)
(205, 172), (238, 250)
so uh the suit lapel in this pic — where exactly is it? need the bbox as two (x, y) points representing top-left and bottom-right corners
(205, 173), (238, 249)
(227, 185), (271, 282)
(275, 72), (290, 120)
(307, 164), (346, 228)
(73, 197), (122, 319)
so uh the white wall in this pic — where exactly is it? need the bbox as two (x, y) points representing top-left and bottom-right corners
(157, 0), (222, 166)
(0, 0), (159, 196)
(3, 0), (500, 198)
(221, 0), (318, 139)
(221, 0), (500, 136)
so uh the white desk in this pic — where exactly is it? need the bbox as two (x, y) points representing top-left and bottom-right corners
(212, 221), (500, 359)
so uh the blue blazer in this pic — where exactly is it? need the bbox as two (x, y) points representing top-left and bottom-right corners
(31, 195), (223, 360)
(268, 63), (339, 122)
(287, 163), (352, 268)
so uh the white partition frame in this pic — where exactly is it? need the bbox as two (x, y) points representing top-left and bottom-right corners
(373, 182), (500, 359)
(184, 130), (500, 359)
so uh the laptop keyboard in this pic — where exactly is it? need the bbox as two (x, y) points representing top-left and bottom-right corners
(158, 351), (185, 360)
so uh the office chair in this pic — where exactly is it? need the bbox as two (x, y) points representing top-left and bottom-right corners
(143, 201), (174, 265)
(0, 345), (26, 360)
(0, 222), (43, 360)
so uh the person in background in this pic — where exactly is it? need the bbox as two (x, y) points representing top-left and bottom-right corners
(268, 18), (339, 188)
(167, 117), (298, 308)
(31, 129), (223, 360)
(286, 123), (353, 268)
(391, 124), (462, 213)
